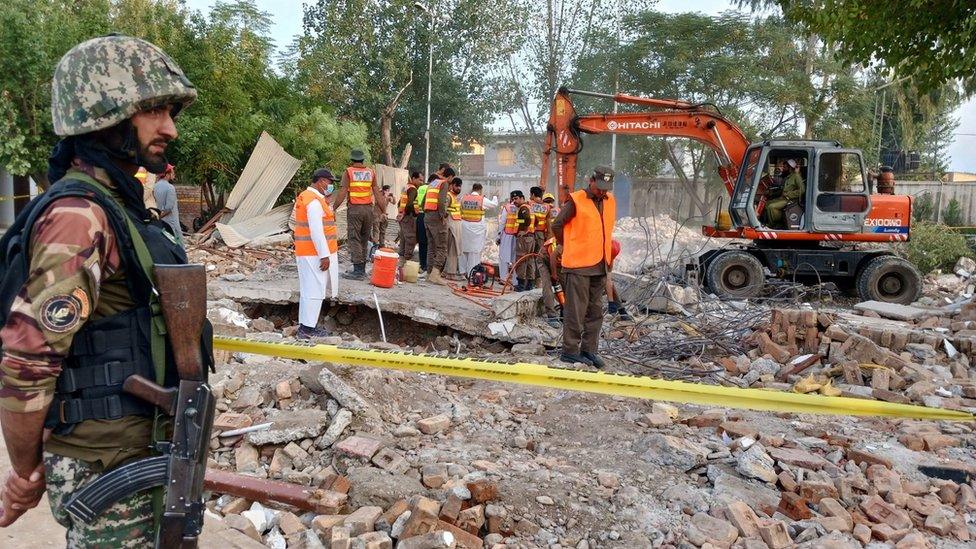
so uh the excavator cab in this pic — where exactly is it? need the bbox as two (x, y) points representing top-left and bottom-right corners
(733, 141), (872, 234)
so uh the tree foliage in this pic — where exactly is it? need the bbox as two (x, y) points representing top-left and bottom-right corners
(297, 0), (525, 170)
(771, 0), (976, 93)
(942, 198), (964, 228)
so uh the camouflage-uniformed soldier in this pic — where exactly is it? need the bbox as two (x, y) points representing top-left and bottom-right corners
(0, 35), (196, 547)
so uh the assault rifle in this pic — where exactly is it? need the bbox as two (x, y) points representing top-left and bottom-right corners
(65, 264), (215, 548)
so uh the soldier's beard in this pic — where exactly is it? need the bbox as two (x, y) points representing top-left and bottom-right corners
(102, 121), (169, 173)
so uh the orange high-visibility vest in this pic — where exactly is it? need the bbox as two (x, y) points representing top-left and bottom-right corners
(562, 190), (615, 269)
(397, 183), (417, 221)
(447, 192), (462, 221)
(517, 204), (535, 234)
(502, 203), (519, 235)
(530, 201), (551, 233)
(424, 179), (444, 211)
(346, 166), (375, 205)
(460, 193), (485, 222)
(291, 189), (338, 256)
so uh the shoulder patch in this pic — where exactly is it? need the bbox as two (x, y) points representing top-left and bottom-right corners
(40, 289), (89, 333)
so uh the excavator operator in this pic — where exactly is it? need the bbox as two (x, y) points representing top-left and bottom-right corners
(765, 158), (805, 228)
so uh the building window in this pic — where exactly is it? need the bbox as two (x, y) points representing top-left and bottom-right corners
(496, 145), (514, 167)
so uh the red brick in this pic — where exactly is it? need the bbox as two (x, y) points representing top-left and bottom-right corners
(871, 523), (909, 542)
(467, 480), (499, 504)
(799, 481), (839, 503)
(438, 493), (463, 523)
(213, 412), (252, 431)
(417, 414), (451, 434)
(922, 434), (960, 452)
(861, 495), (912, 530)
(758, 332), (791, 363)
(847, 448), (892, 469)
(719, 421), (759, 439)
(313, 490), (348, 515)
(334, 435), (383, 459)
(382, 499), (409, 526)
(777, 471), (797, 492)
(456, 504), (485, 535)
(777, 493), (811, 520)
(898, 434), (925, 451)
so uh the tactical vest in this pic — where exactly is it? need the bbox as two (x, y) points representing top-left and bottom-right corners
(0, 171), (211, 434)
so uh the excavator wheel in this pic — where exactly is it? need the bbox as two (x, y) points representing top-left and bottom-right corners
(855, 255), (922, 305)
(705, 251), (765, 299)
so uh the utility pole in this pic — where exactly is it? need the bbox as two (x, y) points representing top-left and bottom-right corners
(609, 0), (621, 170)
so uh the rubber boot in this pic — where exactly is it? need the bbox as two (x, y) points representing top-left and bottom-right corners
(342, 263), (366, 281)
(428, 267), (446, 286)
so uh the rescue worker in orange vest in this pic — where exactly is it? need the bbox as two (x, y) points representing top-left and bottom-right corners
(552, 166), (616, 367)
(444, 178), (465, 279)
(332, 149), (386, 280)
(397, 171), (423, 266)
(423, 166), (456, 285)
(290, 168), (340, 340)
(514, 191), (536, 291)
(459, 182), (498, 276)
(496, 192), (520, 284)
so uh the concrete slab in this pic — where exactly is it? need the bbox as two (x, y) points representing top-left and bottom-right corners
(212, 273), (558, 344)
(853, 300), (933, 321)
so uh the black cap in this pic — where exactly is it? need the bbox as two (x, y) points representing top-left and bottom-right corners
(350, 149), (366, 162)
(592, 165), (614, 190)
(510, 190), (524, 199)
(311, 168), (337, 182)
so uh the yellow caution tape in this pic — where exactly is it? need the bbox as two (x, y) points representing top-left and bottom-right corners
(212, 336), (975, 422)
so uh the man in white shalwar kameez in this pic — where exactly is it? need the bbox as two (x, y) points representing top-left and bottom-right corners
(459, 182), (498, 276)
(292, 168), (340, 340)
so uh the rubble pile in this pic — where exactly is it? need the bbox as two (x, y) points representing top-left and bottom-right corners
(735, 307), (976, 411)
(916, 257), (976, 306)
(188, 237), (292, 281)
(612, 216), (713, 275)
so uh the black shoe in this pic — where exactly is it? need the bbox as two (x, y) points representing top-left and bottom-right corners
(560, 352), (593, 366)
(295, 325), (317, 340)
(580, 351), (605, 368)
(514, 282), (526, 292)
(617, 307), (634, 322)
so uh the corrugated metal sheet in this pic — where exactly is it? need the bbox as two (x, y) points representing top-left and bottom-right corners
(215, 203), (293, 248)
(223, 132), (301, 225)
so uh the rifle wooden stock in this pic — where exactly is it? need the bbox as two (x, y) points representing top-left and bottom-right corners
(123, 375), (177, 415)
(153, 264), (207, 381)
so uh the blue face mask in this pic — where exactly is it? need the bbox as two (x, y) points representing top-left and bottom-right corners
(324, 183), (335, 196)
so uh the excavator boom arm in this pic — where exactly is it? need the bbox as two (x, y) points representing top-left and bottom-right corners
(540, 87), (751, 204)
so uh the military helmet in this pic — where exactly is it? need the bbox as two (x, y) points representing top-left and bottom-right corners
(51, 34), (197, 137)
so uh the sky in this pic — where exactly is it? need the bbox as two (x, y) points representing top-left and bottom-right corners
(184, 0), (976, 173)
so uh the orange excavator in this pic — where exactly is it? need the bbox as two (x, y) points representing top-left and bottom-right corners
(541, 87), (922, 304)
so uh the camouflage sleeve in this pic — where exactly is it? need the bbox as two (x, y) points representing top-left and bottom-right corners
(0, 198), (120, 412)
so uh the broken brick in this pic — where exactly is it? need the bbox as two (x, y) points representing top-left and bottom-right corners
(861, 495), (912, 530)
(455, 504), (485, 535)
(725, 501), (761, 538)
(758, 520), (792, 549)
(334, 435), (382, 459)
(467, 479), (499, 504)
(777, 492), (811, 520)
(213, 412), (253, 431)
(371, 447), (409, 474)
(846, 448), (893, 469)
(798, 480), (839, 503)
(417, 414), (451, 434)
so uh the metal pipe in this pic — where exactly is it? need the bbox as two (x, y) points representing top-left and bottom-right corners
(373, 292), (387, 343)
(204, 469), (331, 513)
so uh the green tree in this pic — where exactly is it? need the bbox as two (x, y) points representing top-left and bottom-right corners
(297, 0), (525, 170)
(942, 198), (964, 228)
(912, 193), (935, 223)
(771, 1), (976, 93)
(276, 107), (369, 194)
(0, 0), (111, 186)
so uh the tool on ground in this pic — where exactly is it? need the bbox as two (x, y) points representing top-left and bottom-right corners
(66, 264), (215, 549)
(467, 262), (497, 289)
(213, 336), (974, 422)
